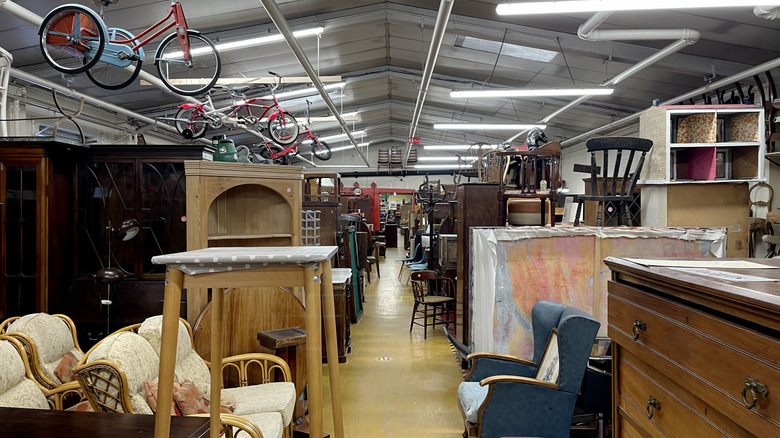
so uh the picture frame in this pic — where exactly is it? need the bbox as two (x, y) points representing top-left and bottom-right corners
(535, 328), (560, 384)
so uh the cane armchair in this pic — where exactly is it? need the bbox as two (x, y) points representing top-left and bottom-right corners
(0, 313), (85, 409)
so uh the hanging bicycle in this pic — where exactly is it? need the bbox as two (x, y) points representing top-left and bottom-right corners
(169, 72), (299, 144)
(257, 100), (332, 163)
(38, 1), (221, 96)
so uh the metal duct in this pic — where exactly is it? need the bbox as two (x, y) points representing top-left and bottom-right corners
(561, 56), (780, 147)
(259, 0), (369, 167)
(404, 0), (454, 165)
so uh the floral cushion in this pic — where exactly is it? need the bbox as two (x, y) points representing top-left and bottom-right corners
(65, 400), (94, 412)
(144, 381), (181, 416)
(54, 352), (79, 383)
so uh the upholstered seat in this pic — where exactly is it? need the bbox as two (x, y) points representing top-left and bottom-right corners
(457, 301), (600, 438)
(0, 313), (85, 409)
(0, 335), (51, 409)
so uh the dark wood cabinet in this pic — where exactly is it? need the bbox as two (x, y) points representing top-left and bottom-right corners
(0, 140), (78, 320)
(455, 183), (502, 346)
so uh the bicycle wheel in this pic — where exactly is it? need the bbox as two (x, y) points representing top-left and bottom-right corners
(175, 107), (209, 139)
(267, 113), (299, 146)
(311, 140), (332, 161)
(39, 5), (105, 74)
(156, 30), (220, 96)
(86, 28), (142, 90)
(258, 143), (289, 165)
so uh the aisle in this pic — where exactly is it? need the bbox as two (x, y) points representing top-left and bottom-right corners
(321, 246), (465, 437)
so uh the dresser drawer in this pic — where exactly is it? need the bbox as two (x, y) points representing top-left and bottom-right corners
(608, 281), (780, 437)
(616, 349), (751, 437)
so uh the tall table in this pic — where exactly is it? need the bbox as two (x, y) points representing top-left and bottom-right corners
(152, 247), (343, 438)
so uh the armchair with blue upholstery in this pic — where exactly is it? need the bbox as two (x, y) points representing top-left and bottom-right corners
(457, 301), (600, 438)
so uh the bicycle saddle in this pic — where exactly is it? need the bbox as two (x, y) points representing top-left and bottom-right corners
(232, 86), (251, 94)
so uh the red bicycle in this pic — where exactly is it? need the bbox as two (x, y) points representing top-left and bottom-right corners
(172, 72), (299, 145)
(39, 1), (220, 96)
(258, 100), (332, 163)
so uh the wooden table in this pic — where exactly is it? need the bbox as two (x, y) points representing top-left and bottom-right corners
(152, 246), (343, 438)
(0, 407), (209, 437)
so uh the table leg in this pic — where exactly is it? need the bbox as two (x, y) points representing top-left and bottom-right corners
(155, 268), (183, 438)
(320, 262), (344, 438)
(304, 266), (322, 438)
(210, 286), (224, 438)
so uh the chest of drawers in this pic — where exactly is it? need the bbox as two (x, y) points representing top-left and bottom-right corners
(605, 257), (780, 437)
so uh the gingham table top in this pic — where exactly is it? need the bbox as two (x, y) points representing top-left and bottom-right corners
(151, 246), (338, 275)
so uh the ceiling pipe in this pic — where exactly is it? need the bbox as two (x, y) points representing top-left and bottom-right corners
(506, 12), (700, 143)
(754, 6), (780, 19)
(0, 0), (44, 26)
(404, 0), (454, 166)
(258, 0), (369, 167)
(561, 56), (780, 147)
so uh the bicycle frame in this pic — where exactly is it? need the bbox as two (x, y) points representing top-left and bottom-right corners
(180, 91), (288, 128)
(265, 127), (322, 160)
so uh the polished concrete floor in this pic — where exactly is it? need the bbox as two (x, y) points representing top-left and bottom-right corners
(320, 246), (465, 437)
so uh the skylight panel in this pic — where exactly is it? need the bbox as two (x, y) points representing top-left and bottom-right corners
(455, 36), (557, 62)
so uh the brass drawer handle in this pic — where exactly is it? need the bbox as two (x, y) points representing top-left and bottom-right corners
(742, 376), (769, 409)
(632, 320), (647, 340)
(646, 396), (661, 419)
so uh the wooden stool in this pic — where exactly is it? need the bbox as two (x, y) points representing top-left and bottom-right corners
(257, 327), (307, 423)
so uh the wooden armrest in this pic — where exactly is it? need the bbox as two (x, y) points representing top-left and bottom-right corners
(191, 413), (264, 438)
(466, 352), (535, 367)
(479, 375), (559, 390)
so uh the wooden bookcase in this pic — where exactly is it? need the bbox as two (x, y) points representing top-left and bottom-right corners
(185, 161), (304, 322)
(639, 105), (765, 257)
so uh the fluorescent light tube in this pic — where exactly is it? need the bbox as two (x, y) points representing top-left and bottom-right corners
(264, 82), (346, 100)
(450, 88), (614, 98)
(328, 143), (370, 152)
(216, 27), (324, 52)
(302, 130), (366, 145)
(423, 145), (504, 150)
(496, 1), (780, 15)
(413, 164), (474, 170)
(434, 123), (546, 130)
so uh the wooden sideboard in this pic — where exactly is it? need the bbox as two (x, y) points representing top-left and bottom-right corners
(606, 257), (780, 437)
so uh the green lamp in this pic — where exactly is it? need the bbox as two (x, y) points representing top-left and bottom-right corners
(212, 135), (237, 162)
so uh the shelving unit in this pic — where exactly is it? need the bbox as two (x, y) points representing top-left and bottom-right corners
(639, 105), (765, 257)
(640, 105), (765, 183)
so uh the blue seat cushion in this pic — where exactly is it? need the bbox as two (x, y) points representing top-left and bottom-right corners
(458, 381), (488, 424)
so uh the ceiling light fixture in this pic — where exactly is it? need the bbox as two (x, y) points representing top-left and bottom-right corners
(418, 156), (477, 162)
(434, 123), (546, 130)
(216, 26), (324, 52)
(328, 142), (370, 152)
(413, 164), (474, 170)
(423, 144), (504, 150)
(496, 1), (779, 15)
(264, 81), (346, 100)
(450, 87), (614, 98)
(302, 130), (366, 144)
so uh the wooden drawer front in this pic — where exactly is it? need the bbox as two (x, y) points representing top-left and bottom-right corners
(617, 349), (751, 437)
(608, 281), (780, 437)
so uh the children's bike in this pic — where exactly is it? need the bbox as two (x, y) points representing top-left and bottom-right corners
(38, 1), (220, 96)
(172, 72), (299, 145)
(258, 100), (332, 162)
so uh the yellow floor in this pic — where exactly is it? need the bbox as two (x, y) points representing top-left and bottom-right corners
(320, 246), (465, 437)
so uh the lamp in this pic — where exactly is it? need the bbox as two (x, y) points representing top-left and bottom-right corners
(96, 218), (140, 335)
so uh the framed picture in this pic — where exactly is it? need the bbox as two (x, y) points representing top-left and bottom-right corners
(534, 328), (560, 383)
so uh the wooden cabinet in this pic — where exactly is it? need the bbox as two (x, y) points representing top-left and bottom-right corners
(606, 257), (780, 438)
(455, 183), (502, 345)
(185, 161), (304, 322)
(0, 141), (77, 320)
(639, 105), (763, 257)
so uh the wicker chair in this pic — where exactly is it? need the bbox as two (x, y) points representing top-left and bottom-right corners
(0, 334), (78, 410)
(0, 313), (85, 409)
(75, 316), (296, 438)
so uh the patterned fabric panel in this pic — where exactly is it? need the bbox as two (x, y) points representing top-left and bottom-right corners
(130, 392), (154, 415)
(224, 382), (296, 425)
(457, 381), (489, 424)
(0, 377), (50, 409)
(0, 341), (28, 394)
(676, 113), (717, 143)
(90, 332), (160, 400)
(730, 113), (759, 142)
(8, 313), (78, 385)
(238, 411), (284, 438)
(138, 316), (192, 364)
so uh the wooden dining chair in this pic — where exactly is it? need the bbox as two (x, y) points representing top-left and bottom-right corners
(409, 270), (455, 339)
